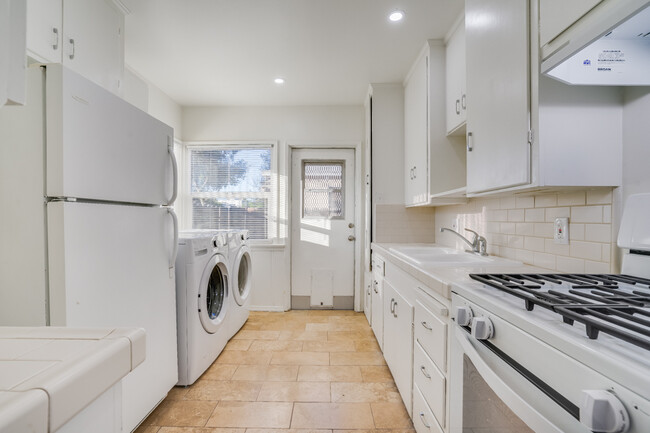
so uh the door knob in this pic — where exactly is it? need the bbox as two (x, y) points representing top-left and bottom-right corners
(348, 222), (355, 228)
(348, 235), (356, 241)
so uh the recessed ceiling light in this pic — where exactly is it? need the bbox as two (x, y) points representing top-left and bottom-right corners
(274, 78), (285, 84)
(389, 10), (404, 22)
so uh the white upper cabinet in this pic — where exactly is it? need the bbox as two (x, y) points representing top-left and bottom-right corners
(445, 16), (466, 136)
(404, 41), (467, 206)
(27, 0), (124, 95)
(1, 0), (26, 107)
(404, 48), (429, 206)
(465, 0), (531, 195)
(539, 0), (603, 47)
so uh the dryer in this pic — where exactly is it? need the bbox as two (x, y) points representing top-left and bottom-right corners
(175, 231), (231, 386)
(226, 230), (253, 340)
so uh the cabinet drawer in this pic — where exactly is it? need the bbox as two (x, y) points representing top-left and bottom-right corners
(414, 297), (448, 373)
(413, 383), (444, 433)
(413, 342), (446, 428)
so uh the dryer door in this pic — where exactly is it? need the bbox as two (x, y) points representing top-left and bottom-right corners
(199, 254), (229, 333)
(232, 246), (252, 306)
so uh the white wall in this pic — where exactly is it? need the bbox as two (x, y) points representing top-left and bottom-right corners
(182, 105), (364, 310)
(622, 88), (650, 200)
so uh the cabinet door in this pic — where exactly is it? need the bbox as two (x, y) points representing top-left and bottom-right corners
(371, 277), (383, 349)
(383, 281), (414, 416)
(404, 52), (429, 205)
(539, 0), (603, 47)
(62, 0), (123, 94)
(364, 274), (372, 326)
(445, 20), (466, 135)
(465, 0), (531, 194)
(26, 0), (63, 63)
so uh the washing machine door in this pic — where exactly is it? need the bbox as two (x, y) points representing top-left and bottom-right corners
(198, 254), (229, 333)
(232, 246), (252, 306)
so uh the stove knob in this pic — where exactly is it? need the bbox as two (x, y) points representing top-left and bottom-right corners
(455, 306), (473, 327)
(580, 390), (629, 433)
(471, 317), (494, 340)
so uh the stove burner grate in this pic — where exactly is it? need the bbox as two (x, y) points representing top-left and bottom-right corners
(469, 273), (650, 351)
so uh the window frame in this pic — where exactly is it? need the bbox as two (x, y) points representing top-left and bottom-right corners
(182, 141), (279, 243)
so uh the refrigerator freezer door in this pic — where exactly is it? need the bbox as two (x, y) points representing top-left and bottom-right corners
(47, 201), (178, 432)
(44, 64), (176, 205)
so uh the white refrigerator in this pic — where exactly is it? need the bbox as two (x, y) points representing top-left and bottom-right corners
(0, 64), (179, 432)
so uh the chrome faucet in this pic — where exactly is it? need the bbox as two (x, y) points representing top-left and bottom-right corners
(440, 227), (488, 256)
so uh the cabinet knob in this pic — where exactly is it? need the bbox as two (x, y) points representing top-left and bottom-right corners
(461, 94), (467, 110)
(455, 99), (461, 115)
(420, 365), (431, 379)
(68, 38), (75, 60)
(421, 321), (433, 331)
(419, 412), (431, 429)
(467, 132), (474, 152)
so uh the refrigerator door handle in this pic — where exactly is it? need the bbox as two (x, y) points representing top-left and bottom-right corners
(168, 137), (178, 205)
(168, 208), (179, 278)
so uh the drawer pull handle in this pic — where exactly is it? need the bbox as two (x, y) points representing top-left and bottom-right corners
(421, 321), (432, 331)
(419, 412), (431, 429)
(420, 365), (431, 379)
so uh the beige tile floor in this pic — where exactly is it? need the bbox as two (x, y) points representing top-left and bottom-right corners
(136, 310), (415, 433)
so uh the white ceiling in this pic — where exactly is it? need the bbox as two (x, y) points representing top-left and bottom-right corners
(123, 0), (464, 107)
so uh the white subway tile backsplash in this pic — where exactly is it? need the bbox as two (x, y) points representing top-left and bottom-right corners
(507, 235), (525, 249)
(587, 190), (613, 205)
(524, 237), (545, 252)
(516, 196), (535, 209)
(508, 209), (525, 222)
(557, 256), (586, 273)
(585, 224), (612, 243)
(534, 195), (557, 208)
(558, 192), (586, 206)
(569, 224), (585, 241)
(545, 207), (570, 222)
(534, 252), (556, 270)
(545, 239), (571, 256)
(585, 260), (611, 273)
(516, 249), (535, 265)
(602, 244), (611, 263)
(534, 223), (553, 238)
(570, 241), (603, 261)
(500, 196), (516, 209)
(432, 188), (615, 273)
(487, 209), (508, 221)
(603, 205), (612, 223)
(516, 223), (535, 236)
(525, 208), (545, 222)
(571, 206), (603, 223)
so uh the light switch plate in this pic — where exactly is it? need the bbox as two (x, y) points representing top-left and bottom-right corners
(554, 217), (569, 244)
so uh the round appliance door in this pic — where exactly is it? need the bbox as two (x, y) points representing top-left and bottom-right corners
(232, 246), (252, 306)
(198, 254), (229, 333)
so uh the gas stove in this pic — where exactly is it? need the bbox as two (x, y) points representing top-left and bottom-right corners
(468, 273), (650, 350)
(449, 194), (650, 433)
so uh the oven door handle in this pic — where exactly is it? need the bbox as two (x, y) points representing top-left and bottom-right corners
(454, 327), (565, 433)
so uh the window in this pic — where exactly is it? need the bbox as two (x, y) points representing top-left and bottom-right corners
(188, 144), (275, 240)
(302, 161), (344, 219)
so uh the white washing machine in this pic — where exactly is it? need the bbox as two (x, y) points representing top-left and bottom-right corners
(175, 231), (231, 386)
(226, 230), (253, 340)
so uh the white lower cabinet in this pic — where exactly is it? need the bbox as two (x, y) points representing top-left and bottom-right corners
(413, 384), (444, 433)
(383, 279), (414, 416)
(414, 342), (446, 428)
(371, 255), (385, 349)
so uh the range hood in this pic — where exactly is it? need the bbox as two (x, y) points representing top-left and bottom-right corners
(541, 0), (650, 85)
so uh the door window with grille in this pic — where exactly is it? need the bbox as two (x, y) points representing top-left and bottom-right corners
(302, 161), (345, 219)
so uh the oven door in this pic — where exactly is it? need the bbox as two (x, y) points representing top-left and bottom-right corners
(450, 324), (571, 432)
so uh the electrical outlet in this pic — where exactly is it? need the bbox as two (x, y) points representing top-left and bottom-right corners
(554, 217), (569, 244)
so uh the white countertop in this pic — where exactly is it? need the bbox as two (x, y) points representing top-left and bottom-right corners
(0, 327), (146, 433)
(372, 242), (548, 299)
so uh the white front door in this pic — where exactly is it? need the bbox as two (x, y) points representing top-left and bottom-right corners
(291, 148), (356, 309)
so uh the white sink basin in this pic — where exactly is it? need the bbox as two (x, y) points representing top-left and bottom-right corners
(388, 245), (494, 266)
